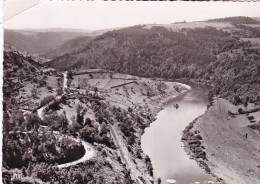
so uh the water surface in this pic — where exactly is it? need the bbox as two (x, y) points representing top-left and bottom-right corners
(141, 85), (214, 184)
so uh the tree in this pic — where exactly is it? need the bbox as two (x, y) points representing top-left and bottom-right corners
(94, 87), (98, 98)
(85, 118), (92, 127)
(76, 104), (86, 125)
(41, 128), (47, 143)
(22, 166), (27, 176)
(31, 85), (38, 98)
(56, 87), (63, 96)
(40, 95), (55, 106)
(145, 155), (151, 163)
(127, 106), (132, 113)
(3, 112), (10, 133)
(25, 114), (42, 131)
(77, 113), (84, 126)
(61, 111), (68, 131)
(49, 100), (60, 110)
(233, 95), (242, 105)
(27, 162), (33, 176)
(67, 71), (73, 80)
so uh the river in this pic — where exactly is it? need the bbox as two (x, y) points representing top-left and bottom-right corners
(141, 84), (214, 184)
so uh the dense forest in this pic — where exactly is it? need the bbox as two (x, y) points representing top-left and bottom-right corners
(47, 24), (260, 103)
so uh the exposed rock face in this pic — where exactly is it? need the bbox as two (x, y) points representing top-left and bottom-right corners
(182, 121), (210, 171)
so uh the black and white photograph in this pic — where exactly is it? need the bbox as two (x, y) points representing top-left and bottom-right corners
(2, 1), (260, 184)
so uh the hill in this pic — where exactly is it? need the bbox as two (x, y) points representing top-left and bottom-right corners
(208, 16), (260, 24)
(3, 17), (260, 184)
(47, 24), (260, 103)
(40, 36), (93, 59)
(3, 50), (192, 183)
(4, 29), (88, 56)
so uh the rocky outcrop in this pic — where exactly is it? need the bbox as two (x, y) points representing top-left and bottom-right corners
(182, 118), (211, 174)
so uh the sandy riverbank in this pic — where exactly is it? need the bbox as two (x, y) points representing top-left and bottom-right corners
(182, 98), (260, 184)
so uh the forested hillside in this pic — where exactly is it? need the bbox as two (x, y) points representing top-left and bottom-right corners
(40, 36), (93, 59)
(3, 51), (137, 184)
(47, 25), (260, 103)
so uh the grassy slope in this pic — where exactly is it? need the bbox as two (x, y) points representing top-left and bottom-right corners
(186, 98), (260, 184)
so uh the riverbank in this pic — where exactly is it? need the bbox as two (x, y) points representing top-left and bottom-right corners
(118, 80), (191, 183)
(61, 72), (191, 183)
(182, 98), (260, 184)
(142, 85), (217, 184)
(132, 82), (191, 184)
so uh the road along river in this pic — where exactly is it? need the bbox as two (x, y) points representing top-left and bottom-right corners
(141, 84), (215, 184)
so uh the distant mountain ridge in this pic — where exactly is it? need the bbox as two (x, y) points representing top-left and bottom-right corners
(208, 16), (260, 24)
(4, 27), (123, 58)
(4, 29), (88, 55)
(4, 16), (260, 60)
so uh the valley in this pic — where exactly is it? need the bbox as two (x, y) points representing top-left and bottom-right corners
(3, 16), (260, 184)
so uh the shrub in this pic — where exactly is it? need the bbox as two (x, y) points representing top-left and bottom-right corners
(238, 108), (244, 114)
(40, 95), (55, 107)
(56, 88), (63, 96)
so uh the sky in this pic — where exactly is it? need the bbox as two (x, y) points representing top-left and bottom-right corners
(3, 0), (260, 31)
